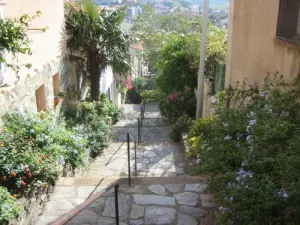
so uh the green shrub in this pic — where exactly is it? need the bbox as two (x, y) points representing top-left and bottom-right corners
(0, 187), (21, 225)
(75, 94), (117, 156)
(127, 77), (155, 104)
(140, 90), (160, 103)
(169, 115), (194, 141)
(188, 75), (300, 225)
(160, 87), (196, 123)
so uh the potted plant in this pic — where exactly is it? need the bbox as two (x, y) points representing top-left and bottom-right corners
(54, 92), (65, 106)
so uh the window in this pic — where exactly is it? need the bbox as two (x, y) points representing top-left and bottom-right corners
(35, 85), (47, 112)
(277, 0), (300, 42)
(52, 73), (60, 97)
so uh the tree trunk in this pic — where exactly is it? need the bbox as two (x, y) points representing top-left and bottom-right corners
(87, 51), (101, 101)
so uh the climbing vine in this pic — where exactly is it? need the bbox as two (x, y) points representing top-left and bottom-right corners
(0, 11), (46, 71)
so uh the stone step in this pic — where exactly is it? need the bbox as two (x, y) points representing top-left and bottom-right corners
(38, 177), (214, 225)
(57, 176), (210, 187)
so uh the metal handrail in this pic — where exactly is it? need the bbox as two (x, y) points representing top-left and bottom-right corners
(140, 101), (145, 127)
(114, 184), (120, 225)
(127, 131), (138, 186)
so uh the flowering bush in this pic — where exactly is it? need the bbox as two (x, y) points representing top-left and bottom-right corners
(169, 115), (194, 141)
(0, 111), (88, 196)
(160, 87), (196, 123)
(126, 77), (149, 104)
(0, 187), (21, 225)
(188, 75), (300, 224)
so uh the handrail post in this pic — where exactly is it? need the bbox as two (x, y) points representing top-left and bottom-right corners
(114, 184), (119, 225)
(137, 118), (141, 145)
(140, 104), (143, 128)
(127, 132), (131, 186)
(134, 140), (137, 177)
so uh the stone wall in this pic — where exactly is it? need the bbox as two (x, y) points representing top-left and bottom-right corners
(0, 59), (70, 126)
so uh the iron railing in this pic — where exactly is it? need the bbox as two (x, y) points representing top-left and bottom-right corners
(140, 101), (145, 127)
(114, 184), (120, 225)
(127, 132), (137, 186)
(125, 102), (146, 186)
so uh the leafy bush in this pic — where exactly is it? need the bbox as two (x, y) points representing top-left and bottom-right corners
(1, 111), (88, 195)
(140, 90), (160, 103)
(0, 187), (21, 225)
(74, 94), (117, 156)
(188, 75), (300, 225)
(169, 115), (194, 141)
(160, 87), (196, 123)
(126, 77), (155, 104)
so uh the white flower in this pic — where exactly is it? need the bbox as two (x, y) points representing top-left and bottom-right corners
(210, 108), (215, 113)
(246, 135), (253, 142)
(259, 91), (268, 97)
(223, 122), (229, 127)
(224, 135), (232, 140)
(281, 111), (289, 117)
(196, 159), (201, 164)
(211, 96), (218, 104)
(249, 120), (257, 126)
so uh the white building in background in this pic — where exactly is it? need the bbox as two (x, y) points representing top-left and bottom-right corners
(126, 5), (142, 20)
(129, 43), (147, 79)
(100, 66), (121, 106)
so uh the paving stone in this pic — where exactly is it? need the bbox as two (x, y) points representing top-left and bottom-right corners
(148, 184), (166, 195)
(162, 172), (177, 177)
(178, 205), (207, 217)
(200, 194), (216, 208)
(185, 184), (208, 193)
(51, 186), (75, 199)
(130, 204), (144, 219)
(145, 206), (176, 224)
(130, 219), (144, 225)
(165, 184), (184, 193)
(43, 200), (74, 215)
(175, 192), (200, 206)
(133, 194), (176, 206)
(178, 162), (185, 168)
(88, 197), (106, 215)
(34, 216), (59, 225)
(178, 213), (197, 225)
(66, 209), (99, 225)
(76, 186), (98, 198)
(143, 151), (157, 158)
(96, 216), (116, 225)
(73, 198), (85, 205)
(103, 194), (130, 218)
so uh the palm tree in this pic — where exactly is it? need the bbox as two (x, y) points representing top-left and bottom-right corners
(65, 0), (130, 101)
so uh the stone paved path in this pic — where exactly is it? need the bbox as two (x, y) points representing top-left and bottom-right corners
(86, 102), (186, 178)
(65, 182), (214, 225)
(34, 103), (215, 224)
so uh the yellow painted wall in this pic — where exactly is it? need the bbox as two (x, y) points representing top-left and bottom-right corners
(225, 0), (300, 87)
(2, 0), (66, 84)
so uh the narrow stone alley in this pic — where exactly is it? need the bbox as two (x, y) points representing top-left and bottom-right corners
(34, 103), (214, 225)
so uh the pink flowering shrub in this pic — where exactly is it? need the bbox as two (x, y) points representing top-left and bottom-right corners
(159, 87), (196, 123)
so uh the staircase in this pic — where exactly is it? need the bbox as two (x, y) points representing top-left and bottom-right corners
(34, 102), (216, 225)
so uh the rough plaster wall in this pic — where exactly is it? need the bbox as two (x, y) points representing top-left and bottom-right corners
(0, 0), (68, 124)
(225, 0), (300, 87)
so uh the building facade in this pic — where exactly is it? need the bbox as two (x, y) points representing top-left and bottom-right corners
(225, 0), (300, 87)
(0, 0), (69, 124)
